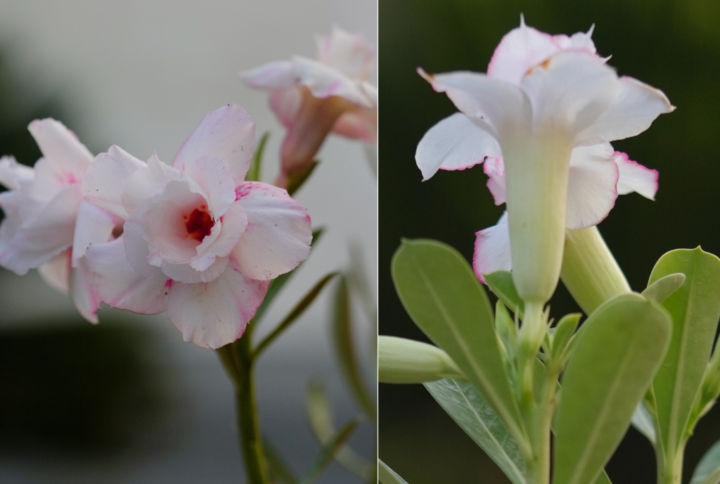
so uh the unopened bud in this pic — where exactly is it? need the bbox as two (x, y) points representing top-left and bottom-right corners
(379, 336), (464, 384)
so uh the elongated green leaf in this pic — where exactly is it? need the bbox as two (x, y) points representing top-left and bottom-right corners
(649, 248), (720, 453)
(551, 313), (581, 363)
(642, 273), (686, 305)
(246, 131), (269, 182)
(425, 378), (526, 484)
(691, 439), (720, 484)
(254, 272), (338, 357)
(253, 228), (325, 323)
(333, 275), (376, 420)
(392, 240), (525, 447)
(264, 438), (298, 484)
(304, 380), (374, 480)
(299, 417), (360, 484)
(379, 460), (409, 484)
(553, 293), (671, 484)
(485, 271), (524, 317)
(631, 403), (656, 445)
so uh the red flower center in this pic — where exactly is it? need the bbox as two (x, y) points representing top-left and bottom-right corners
(184, 207), (214, 242)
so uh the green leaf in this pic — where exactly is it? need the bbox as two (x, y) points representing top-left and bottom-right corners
(254, 272), (338, 358)
(333, 275), (377, 420)
(287, 159), (319, 196)
(304, 380), (374, 480)
(424, 378), (526, 484)
(553, 293), (671, 484)
(495, 302), (517, 359)
(264, 438), (298, 484)
(691, 439), (720, 484)
(649, 248), (720, 453)
(246, 131), (269, 182)
(253, 227), (325, 323)
(299, 417), (360, 484)
(392, 240), (526, 448)
(642, 273), (686, 305)
(551, 313), (581, 364)
(484, 271), (524, 318)
(379, 460), (409, 484)
(630, 403), (656, 445)
(594, 471), (613, 484)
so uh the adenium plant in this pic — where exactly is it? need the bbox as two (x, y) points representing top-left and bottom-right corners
(379, 19), (720, 484)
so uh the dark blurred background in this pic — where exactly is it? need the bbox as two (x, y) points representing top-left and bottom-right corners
(378, 0), (720, 482)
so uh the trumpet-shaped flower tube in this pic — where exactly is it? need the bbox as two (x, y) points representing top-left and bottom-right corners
(472, 147), (657, 283)
(240, 26), (377, 186)
(416, 20), (673, 307)
(0, 120), (117, 323)
(82, 104), (313, 349)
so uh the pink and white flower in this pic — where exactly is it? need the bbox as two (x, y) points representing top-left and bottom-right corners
(416, 19), (673, 306)
(82, 104), (313, 349)
(240, 25), (377, 186)
(473, 148), (658, 282)
(0, 119), (117, 323)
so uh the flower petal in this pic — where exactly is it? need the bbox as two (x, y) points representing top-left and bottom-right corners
(121, 155), (183, 215)
(172, 104), (256, 185)
(123, 201), (174, 281)
(28, 118), (93, 178)
(70, 257), (102, 324)
(415, 113), (500, 181)
(0, 156), (33, 191)
(240, 60), (296, 89)
(161, 256), (230, 284)
(473, 212), (512, 282)
(332, 105), (377, 143)
(142, 181), (209, 265)
(86, 236), (171, 314)
(488, 22), (597, 86)
(82, 145), (146, 218)
(180, 156), (236, 217)
(0, 185), (82, 274)
(614, 151), (658, 200)
(418, 68), (530, 138)
(192, 201), (248, 271)
(269, 86), (302, 128)
(292, 57), (374, 107)
(520, 51), (620, 136)
(576, 76), (674, 145)
(565, 143), (619, 230)
(72, 201), (117, 263)
(38, 249), (71, 294)
(315, 26), (375, 80)
(167, 269), (269, 349)
(231, 182), (312, 281)
(483, 156), (507, 205)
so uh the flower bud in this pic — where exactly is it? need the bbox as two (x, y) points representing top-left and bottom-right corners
(379, 336), (464, 384)
(560, 226), (631, 315)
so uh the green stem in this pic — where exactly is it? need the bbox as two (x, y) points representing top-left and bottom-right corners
(657, 444), (684, 484)
(235, 331), (269, 484)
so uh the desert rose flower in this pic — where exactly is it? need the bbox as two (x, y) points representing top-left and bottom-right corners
(416, 19), (673, 316)
(82, 104), (312, 349)
(0, 120), (117, 323)
(240, 25), (377, 186)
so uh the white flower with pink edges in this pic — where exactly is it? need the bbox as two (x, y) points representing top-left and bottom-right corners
(415, 19), (673, 303)
(0, 119), (117, 323)
(240, 26), (377, 186)
(82, 104), (313, 349)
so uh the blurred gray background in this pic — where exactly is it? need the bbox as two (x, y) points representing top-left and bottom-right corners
(0, 1), (376, 483)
